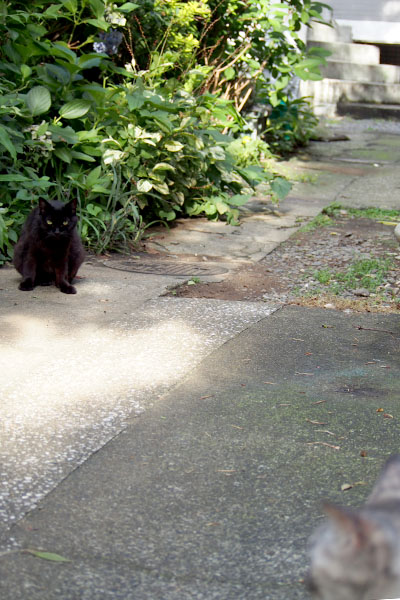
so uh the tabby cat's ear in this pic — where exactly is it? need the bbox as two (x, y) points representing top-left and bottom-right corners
(322, 501), (374, 550)
(39, 198), (50, 214)
(66, 198), (77, 214)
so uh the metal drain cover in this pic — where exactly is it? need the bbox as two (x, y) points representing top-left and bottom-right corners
(102, 258), (228, 277)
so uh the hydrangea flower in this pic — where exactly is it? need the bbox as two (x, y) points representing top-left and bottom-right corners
(93, 30), (123, 56)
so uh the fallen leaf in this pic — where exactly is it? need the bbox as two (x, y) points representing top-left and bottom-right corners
(341, 483), (352, 491)
(383, 413), (394, 419)
(306, 419), (327, 425)
(360, 450), (368, 457)
(376, 408), (384, 412)
(305, 352), (313, 356)
(23, 549), (71, 562)
(307, 442), (340, 450)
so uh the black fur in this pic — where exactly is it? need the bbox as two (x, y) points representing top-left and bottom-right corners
(13, 198), (85, 294)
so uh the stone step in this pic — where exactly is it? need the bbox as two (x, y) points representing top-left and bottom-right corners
(337, 102), (400, 120)
(321, 61), (400, 84)
(300, 78), (400, 107)
(308, 40), (380, 65)
(307, 22), (353, 44)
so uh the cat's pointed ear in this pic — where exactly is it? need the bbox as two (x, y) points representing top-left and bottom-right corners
(66, 198), (77, 215)
(367, 454), (400, 504)
(39, 198), (50, 214)
(322, 501), (374, 550)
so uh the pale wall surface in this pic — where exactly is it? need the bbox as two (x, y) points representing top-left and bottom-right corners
(327, 0), (400, 43)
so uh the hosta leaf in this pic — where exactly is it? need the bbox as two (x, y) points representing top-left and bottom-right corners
(59, 100), (91, 120)
(26, 86), (51, 116)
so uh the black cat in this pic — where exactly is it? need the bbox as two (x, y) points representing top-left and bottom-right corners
(13, 198), (85, 294)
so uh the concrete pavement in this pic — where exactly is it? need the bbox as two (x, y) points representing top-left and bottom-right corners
(0, 117), (400, 599)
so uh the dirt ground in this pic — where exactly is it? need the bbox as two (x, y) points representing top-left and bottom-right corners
(169, 214), (400, 313)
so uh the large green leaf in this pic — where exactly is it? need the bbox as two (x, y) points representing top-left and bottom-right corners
(86, 166), (102, 187)
(48, 124), (79, 144)
(26, 86), (51, 116)
(54, 147), (72, 163)
(59, 100), (91, 120)
(0, 126), (16, 159)
(119, 2), (139, 12)
(0, 174), (29, 182)
(270, 177), (292, 200)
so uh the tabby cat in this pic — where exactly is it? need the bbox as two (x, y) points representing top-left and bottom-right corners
(13, 198), (85, 294)
(307, 454), (400, 600)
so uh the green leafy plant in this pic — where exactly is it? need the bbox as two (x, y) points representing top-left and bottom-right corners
(0, 0), (329, 262)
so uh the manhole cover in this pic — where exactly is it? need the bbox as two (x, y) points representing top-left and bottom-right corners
(103, 259), (228, 277)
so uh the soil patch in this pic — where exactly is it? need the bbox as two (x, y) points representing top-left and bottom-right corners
(168, 215), (400, 313)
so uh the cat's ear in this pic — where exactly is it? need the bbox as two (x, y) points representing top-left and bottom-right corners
(39, 198), (50, 214)
(66, 198), (77, 215)
(322, 501), (374, 550)
(367, 454), (400, 504)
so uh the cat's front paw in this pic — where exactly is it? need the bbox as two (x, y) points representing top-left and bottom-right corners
(19, 279), (34, 291)
(60, 282), (77, 294)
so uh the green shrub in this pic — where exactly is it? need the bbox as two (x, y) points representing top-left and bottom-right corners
(0, 0), (330, 261)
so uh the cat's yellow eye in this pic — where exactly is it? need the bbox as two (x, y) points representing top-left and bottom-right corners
(63, 220), (69, 226)
(46, 219), (53, 225)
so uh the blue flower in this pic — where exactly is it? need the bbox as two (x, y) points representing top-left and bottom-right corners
(93, 30), (123, 56)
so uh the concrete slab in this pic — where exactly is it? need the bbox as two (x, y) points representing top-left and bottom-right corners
(0, 263), (275, 534)
(0, 306), (399, 600)
(0, 116), (400, 600)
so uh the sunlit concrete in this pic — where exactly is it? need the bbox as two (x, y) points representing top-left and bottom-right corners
(0, 263), (275, 531)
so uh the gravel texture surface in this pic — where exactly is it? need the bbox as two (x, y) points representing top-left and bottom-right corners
(171, 212), (400, 313)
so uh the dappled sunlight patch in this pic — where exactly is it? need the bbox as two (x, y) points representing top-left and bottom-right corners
(0, 314), (205, 425)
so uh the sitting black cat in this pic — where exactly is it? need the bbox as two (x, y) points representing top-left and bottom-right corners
(13, 198), (85, 294)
